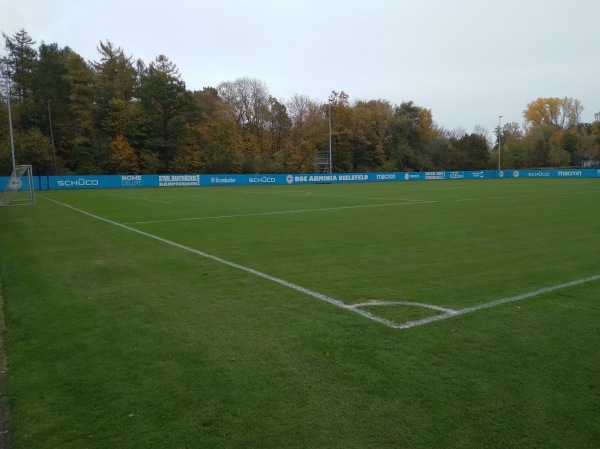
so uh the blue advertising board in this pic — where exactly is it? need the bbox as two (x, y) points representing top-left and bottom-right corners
(498, 169), (600, 179)
(44, 174), (202, 189)
(3, 169), (598, 191)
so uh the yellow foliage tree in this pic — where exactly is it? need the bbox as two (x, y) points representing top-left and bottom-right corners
(417, 107), (434, 146)
(109, 134), (139, 174)
(523, 97), (583, 129)
(171, 126), (202, 173)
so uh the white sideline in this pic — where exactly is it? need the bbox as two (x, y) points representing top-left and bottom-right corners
(125, 200), (435, 225)
(40, 195), (600, 331)
(108, 194), (172, 204)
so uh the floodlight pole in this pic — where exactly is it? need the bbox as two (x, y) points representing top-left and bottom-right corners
(46, 99), (58, 173)
(4, 67), (16, 169)
(328, 93), (334, 174)
(497, 115), (502, 173)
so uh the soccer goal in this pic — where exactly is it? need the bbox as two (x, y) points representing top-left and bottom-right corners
(0, 165), (36, 206)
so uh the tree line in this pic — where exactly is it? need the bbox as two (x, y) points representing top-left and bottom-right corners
(1, 29), (599, 176)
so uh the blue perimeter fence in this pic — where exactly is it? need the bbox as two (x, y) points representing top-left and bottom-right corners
(1, 169), (599, 191)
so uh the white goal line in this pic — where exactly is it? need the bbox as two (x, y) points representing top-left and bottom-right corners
(356, 274), (600, 329)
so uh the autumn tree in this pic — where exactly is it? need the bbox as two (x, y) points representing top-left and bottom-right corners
(200, 117), (244, 174)
(193, 87), (223, 123)
(217, 76), (273, 171)
(523, 97), (583, 129)
(351, 99), (393, 170)
(109, 133), (139, 174)
(264, 96), (292, 172)
(287, 94), (327, 172)
(327, 90), (355, 172)
(522, 97), (586, 166)
(169, 123), (203, 173)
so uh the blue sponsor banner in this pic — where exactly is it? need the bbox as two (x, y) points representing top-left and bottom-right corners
(367, 171), (491, 181)
(48, 175), (136, 189)
(447, 171), (490, 180)
(19, 169), (599, 191)
(156, 174), (200, 187)
(201, 174), (288, 186)
(200, 169), (597, 185)
(202, 171), (495, 185)
(498, 169), (600, 179)
(403, 172), (424, 181)
(47, 174), (202, 189)
(281, 173), (373, 185)
(202, 173), (397, 185)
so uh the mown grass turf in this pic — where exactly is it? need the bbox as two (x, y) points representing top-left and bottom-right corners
(0, 179), (598, 448)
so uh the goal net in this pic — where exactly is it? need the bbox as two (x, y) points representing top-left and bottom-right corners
(0, 165), (36, 206)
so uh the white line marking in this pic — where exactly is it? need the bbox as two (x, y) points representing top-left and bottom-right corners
(394, 274), (600, 329)
(230, 189), (313, 197)
(37, 195), (600, 331)
(295, 193), (427, 202)
(352, 301), (457, 314)
(108, 194), (172, 204)
(125, 201), (436, 225)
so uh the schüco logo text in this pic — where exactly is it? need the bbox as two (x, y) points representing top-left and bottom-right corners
(527, 172), (550, 177)
(57, 179), (99, 187)
(249, 177), (276, 183)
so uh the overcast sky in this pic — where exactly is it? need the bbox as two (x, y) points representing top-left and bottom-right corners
(2, 0), (599, 133)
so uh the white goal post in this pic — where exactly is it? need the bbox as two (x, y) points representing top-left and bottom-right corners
(0, 165), (36, 206)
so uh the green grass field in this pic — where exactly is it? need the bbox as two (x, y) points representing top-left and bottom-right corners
(0, 179), (599, 448)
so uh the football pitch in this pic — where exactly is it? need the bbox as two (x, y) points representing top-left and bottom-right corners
(0, 179), (598, 448)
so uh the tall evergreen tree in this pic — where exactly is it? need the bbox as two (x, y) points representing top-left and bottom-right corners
(136, 55), (196, 170)
(1, 29), (37, 105)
